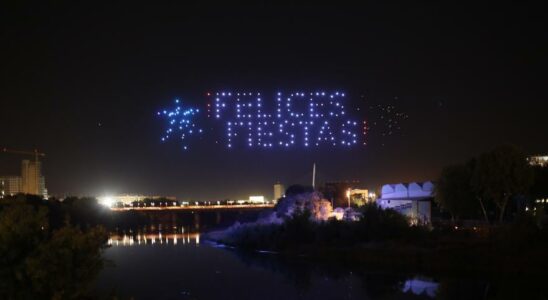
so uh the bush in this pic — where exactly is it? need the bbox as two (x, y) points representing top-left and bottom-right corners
(0, 202), (108, 299)
(225, 203), (427, 251)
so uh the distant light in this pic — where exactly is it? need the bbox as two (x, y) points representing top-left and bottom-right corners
(99, 196), (114, 207)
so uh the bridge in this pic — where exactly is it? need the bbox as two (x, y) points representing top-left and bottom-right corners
(110, 203), (275, 211)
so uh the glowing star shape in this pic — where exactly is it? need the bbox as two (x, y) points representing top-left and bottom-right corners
(158, 99), (203, 150)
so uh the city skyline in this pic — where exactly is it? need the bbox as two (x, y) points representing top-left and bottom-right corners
(1, 3), (546, 200)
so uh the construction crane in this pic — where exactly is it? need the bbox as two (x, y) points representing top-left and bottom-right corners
(2, 148), (45, 163)
(1, 148), (46, 196)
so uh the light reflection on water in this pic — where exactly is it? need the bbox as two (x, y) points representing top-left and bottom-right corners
(108, 232), (200, 246)
(99, 225), (443, 299)
(107, 224), (200, 247)
(98, 223), (548, 299)
(402, 277), (439, 297)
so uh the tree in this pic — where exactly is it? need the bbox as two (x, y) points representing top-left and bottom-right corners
(435, 163), (478, 220)
(471, 145), (534, 223)
(25, 226), (108, 299)
(275, 190), (333, 221)
(0, 202), (108, 299)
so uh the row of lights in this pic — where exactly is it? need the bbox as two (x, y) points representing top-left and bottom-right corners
(108, 233), (200, 246)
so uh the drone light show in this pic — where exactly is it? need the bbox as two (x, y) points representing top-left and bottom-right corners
(157, 91), (402, 150)
(157, 99), (203, 150)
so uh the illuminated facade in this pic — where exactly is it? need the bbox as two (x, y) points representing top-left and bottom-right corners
(249, 195), (266, 204)
(21, 160), (47, 197)
(377, 181), (434, 224)
(232, 195), (270, 205)
(348, 189), (374, 206)
(274, 183), (285, 202)
(529, 155), (548, 167)
(0, 176), (22, 196)
(530, 157), (548, 213)
(39, 176), (48, 199)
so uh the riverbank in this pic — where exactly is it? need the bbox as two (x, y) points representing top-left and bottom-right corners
(206, 209), (548, 275)
(259, 239), (547, 275)
(207, 238), (548, 275)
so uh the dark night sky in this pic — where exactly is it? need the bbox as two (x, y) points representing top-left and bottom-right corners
(1, 2), (546, 200)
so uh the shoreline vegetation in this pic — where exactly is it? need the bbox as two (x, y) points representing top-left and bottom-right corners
(0, 196), (109, 299)
(208, 145), (548, 275)
(207, 203), (548, 275)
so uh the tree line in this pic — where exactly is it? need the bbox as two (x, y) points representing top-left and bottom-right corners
(435, 145), (546, 223)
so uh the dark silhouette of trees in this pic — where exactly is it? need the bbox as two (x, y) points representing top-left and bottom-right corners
(436, 145), (534, 223)
(0, 201), (108, 299)
(435, 163), (478, 221)
(471, 145), (534, 222)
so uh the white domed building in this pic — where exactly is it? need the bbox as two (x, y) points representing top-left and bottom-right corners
(376, 181), (434, 225)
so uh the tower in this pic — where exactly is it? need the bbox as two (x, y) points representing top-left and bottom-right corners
(273, 183), (285, 203)
(21, 159), (41, 195)
(312, 163), (316, 188)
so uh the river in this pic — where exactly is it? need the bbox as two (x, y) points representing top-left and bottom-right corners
(96, 220), (545, 299)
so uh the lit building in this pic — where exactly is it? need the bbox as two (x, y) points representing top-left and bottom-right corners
(321, 180), (360, 207)
(376, 181), (434, 224)
(249, 195), (266, 204)
(348, 189), (374, 206)
(39, 176), (48, 199)
(0, 176), (22, 196)
(273, 183), (285, 202)
(21, 160), (47, 197)
(529, 157), (548, 214)
(529, 155), (548, 167)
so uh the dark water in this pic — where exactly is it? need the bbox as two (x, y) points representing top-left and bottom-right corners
(98, 228), (437, 300)
(97, 214), (547, 300)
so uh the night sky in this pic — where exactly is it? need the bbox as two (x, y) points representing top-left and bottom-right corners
(1, 2), (546, 201)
